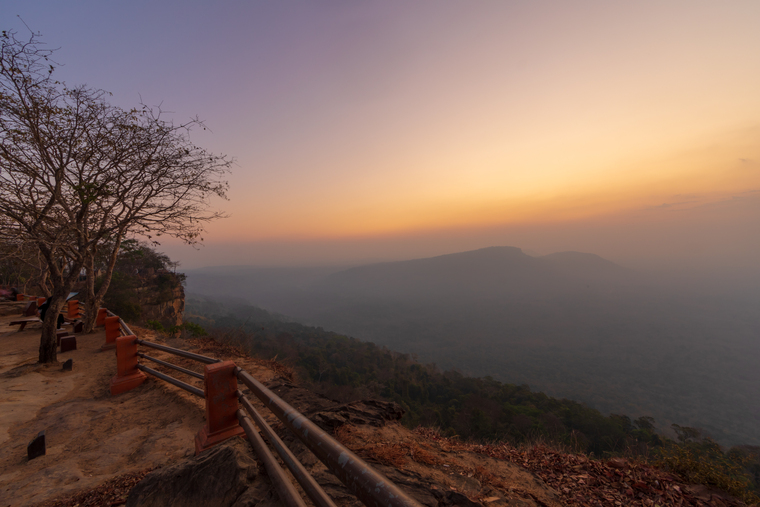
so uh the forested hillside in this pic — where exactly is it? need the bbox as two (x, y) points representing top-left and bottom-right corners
(186, 247), (760, 447)
(185, 295), (760, 500)
(185, 296), (665, 455)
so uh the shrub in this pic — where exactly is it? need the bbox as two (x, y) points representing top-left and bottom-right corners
(146, 320), (166, 333)
(654, 438), (760, 504)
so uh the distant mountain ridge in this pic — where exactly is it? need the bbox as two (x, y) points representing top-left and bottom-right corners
(319, 246), (633, 300)
(184, 245), (760, 447)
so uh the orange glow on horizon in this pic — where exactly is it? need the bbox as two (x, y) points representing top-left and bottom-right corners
(210, 126), (760, 242)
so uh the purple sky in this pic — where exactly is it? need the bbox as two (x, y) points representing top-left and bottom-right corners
(4, 2), (760, 274)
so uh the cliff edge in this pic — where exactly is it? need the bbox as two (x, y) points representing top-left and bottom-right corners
(0, 306), (755, 507)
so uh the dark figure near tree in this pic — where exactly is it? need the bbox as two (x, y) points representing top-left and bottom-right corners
(38, 300), (64, 329)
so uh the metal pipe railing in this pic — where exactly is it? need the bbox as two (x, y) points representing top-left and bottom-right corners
(236, 409), (307, 507)
(136, 339), (220, 365)
(114, 325), (418, 507)
(138, 364), (205, 398)
(106, 310), (135, 337)
(138, 352), (204, 380)
(119, 318), (134, 337)
(237, 391), (337, 507)
(235, 369), (423, 507)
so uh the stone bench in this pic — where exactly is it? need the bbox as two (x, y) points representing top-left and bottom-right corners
(8, 317), (41, 331)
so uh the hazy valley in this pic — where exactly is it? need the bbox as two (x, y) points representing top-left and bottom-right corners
(186, 246), (760, 447)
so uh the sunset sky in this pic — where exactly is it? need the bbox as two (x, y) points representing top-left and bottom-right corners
(4, 1), (760, 271)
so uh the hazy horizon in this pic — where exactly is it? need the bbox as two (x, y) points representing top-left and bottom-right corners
(5, 2), (759, 279)
(170, 189), (760, 285)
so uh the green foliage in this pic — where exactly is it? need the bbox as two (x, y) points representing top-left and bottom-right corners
(654, 428), (760, 504)
(146, 320), (166, 332)
(179, 321), (208, 337)
(185, 297), (662, 456)
(146, 319), (207, 338)
(729, 445), (760, 495)
(102, 242), (183, 320)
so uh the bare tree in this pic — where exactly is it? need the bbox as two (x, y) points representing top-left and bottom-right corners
(0, 238), (51, 294)
(0, 29), (230, 362)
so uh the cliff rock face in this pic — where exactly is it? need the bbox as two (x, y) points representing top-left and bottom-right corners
(138, 282), (184, 329)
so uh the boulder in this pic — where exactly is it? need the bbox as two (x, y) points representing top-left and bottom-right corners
(126, 437), (259, 507)
(263, 380), (403, 432)
(310, 399), (405, 431)
(432, 489), (482, 507)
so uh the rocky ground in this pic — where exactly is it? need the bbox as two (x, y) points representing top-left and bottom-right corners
(0, 301), (755, 507)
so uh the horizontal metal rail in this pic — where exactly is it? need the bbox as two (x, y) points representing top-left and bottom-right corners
(235, 368), (423, 507)
(138, 352), (204, 380)
(116, 329), (416, 507)
(138, 364), (205, 398)
(119, 318), (134, 337)
(237, 391), (337, 507)
(107, 310), (135, 337)
(136, 339), (220, 365)
(236, 409), (307, 507)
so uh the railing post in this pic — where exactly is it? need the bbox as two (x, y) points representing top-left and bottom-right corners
(67, 299), (80, 320)
(96, 308), (108, 327)
(195, 360), (245, 454)
(101, 315), (121, 351)
(110, 335), (147, 395)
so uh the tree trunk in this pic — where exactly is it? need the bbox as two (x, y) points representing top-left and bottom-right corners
(82, 232), (123, 333)
(38, 291), (66, 363)
(36, 243), (83, 364)
(83, 253), (97, 333)
(36, 268), (52, 297)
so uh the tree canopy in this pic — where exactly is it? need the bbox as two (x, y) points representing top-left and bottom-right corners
(0, 29), (231, 362)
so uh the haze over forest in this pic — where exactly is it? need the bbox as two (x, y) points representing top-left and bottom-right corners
(186, 247), (760, 447)
(7, 2), (759, 448)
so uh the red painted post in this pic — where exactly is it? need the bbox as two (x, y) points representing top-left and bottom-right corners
(67, 300), (80, 320)
(110, 335), (147, 395)
(195, 361), (245, 454)
(101, 316), (121, 351)
(96, 308), (108, 327)
(16, 294), (24, 301)
(37, 297), (46, 307)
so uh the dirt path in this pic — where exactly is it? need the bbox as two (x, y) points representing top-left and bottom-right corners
(0, 307), (277, 507)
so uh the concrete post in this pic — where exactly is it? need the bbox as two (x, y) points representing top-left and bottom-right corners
(67, 299), (80, 320)
(96, 308), (108, 327)
(110, 335), (147, 395)
(195, 360), (245, 454)
(101, 315), (121, 351)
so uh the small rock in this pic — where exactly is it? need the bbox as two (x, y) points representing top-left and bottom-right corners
(62, 359), (73, 371)
(608, 458), (627, 469)
(27, 431), (46, 460)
